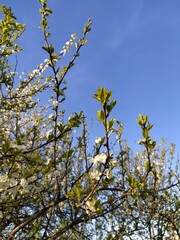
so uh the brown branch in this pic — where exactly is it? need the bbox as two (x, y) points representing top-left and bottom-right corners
(7, 196), (66, 240)
(48, 215), (87, 240)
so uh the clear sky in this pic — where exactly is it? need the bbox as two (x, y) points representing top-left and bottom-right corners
(2, 0), (180, 154)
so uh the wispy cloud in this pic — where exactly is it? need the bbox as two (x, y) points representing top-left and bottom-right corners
(107, 3), (143, 50)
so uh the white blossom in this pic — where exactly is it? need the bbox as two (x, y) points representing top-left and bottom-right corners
(52, 101), (59, 107)
(10, 143), (26, 151)
(92, 153), (106, 165)
(138, 138), (146, 145)
(90, 169), (101, 181)
(32, 69), (38, 75)
(71, 33), (76, 40)
(95, 137), (102, 144)
(9, 178), (17, 187)
(20, 178), (28, 188)
(44, 59), (49, 63)
(11, 188), (18, 199)
(28, 176), (37, 183)
(106, 170), (112, 179)
(48, 113), (54, 119)
(137, 166), (143, 172)
(60, 49), (67, 56)
(86, 199), (96, 214)
(60, 33), (76, 56)
(20, 178), (29, 193)
(111, 160), (117, 166)
(46, 130), (52, 139)
(153, 161), (163, 167)
(46, 158), (51, 165)
(0, 175), (8, 191)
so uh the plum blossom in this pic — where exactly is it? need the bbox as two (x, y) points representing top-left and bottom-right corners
(95, 137), (102, 144)
(92, 153), (106, 165)
(52, 100), (59, 107)
(46, 158), (51, 165)
(85, 199), (96, 214)
(138, 138), (146, 145)
(0, 174), (8, 191)
(153, 161), (163, 167)
(137, 166), (143, 173)
(20, 178), (28, 188)
(106, 169), (112, 179)
(44, 59), (49, 64)
(46, 130), (53, 139)
(110, 160), (117, 166)
(11, 188), (18, 199)
(90, 169), (101, 181)
(60, 33), (76, 56)
(20, 178), (29, 193)
(10, 143), (26, 151)
(48, 113), (54, 119)
(9, 178), (18, 187)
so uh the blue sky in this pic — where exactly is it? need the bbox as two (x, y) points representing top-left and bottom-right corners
(2, 0), (180, 153)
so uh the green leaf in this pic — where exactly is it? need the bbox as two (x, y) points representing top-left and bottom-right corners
(68, 112), (83, 128)
(45, 32), (51, 37)
(39, 0), (47, 3)
(80, 39), (87, 45)
(49, 44), (54, 53)
(107, 100), (116, 113)
(42, 46), (49, 52)
(45, 7), (53, 14)
(142, 129), (148, 138)
(95, 199), (102, 212)
(144, 161), (150, 171)
(75, 43), (79, 49)
(74, 186), (81, 199)
(102, 177), (114, 185)
(97, 110), (104, 122)
(109, 118), (116, 130)
(105, 91), (112, 103)
(93, 88), (112, 106)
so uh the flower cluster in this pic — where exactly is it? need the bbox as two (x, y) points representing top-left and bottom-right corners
(20, 178), (29, 194)
(90, 169), (101, 181)
(28, 59), (50, 79)
(92, 153), (106, 165)
(0, 175), (17, 193)
(85, 199), (96, 215)
(60, 34), (76, 56)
